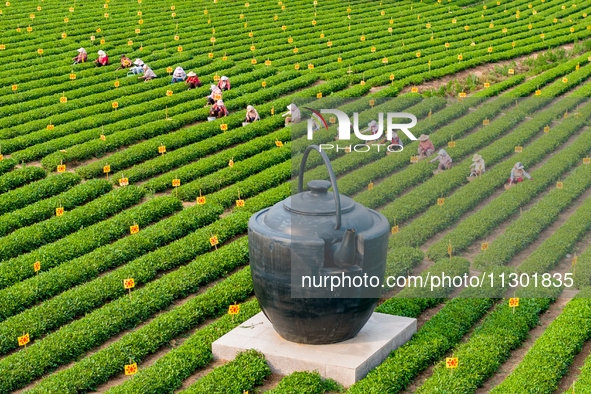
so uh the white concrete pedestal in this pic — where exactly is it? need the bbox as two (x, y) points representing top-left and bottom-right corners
(212, 312), (416, 387)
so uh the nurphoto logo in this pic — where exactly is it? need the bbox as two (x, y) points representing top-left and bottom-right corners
(305, 108), (418, 153)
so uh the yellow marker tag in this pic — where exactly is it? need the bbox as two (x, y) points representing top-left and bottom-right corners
(172, 179), (181, 187)
(583, 158), (591, 165)
(446, 357), (458, 369)
(391, 225), (399, 234)
(483, 119), (490, 126)
(60, 96), (67, 103)
(515, 146), (523, 153)
(484, 82), (490, 88)
(220, 124), (228, 131)
(228, 304), (240, 314)
(119, 178), (129, 187)
(158, 145), (166, 154)
(103, 165), (110, 173)
(508, 69), (514, 75)
(236, 199), (245, 207)
(123, 278), (135, 289)
(57, 165), (66, 173)
(557, 182), (564, 189)
(410, 156), (419, 164)
(368, 182), (374, 191)
(124, 363), (138, 375)
(112, 102), (119, 109)
(18, 333), (30, 347)
(481, 242), (489, 251)
(275, 140), (283, 147)
(209, 235), (219, 246)
(573, 256), (578, 265)
(544, 126), (550, 133)
(56, 207), (64, 216)
(316, 92), (322, 98)
(166, 90), (173, 97)
(411, 87), (419, 93)
(459, 92), (466, 98)
(197, 196), (206, 205)
(509, 297), (519, 308)
(34, 261), (41, 272)
(437, 198), (445, 206)
(229, 159), (234, 168)
(130, 225), (139, 234)
(448, 141), (456, 148)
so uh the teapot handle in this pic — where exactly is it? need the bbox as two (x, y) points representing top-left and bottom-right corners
(298, 145), (342, 230)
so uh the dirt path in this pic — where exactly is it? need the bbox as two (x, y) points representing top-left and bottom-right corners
(399, 43), (578, 96)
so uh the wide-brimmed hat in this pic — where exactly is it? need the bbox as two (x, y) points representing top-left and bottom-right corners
(210, 84), (217, 90)
(217, 99), (224, 106)
(515, 162), (524, 169)
(221, 76), (229, 81)
(438, 149), (447, 156)
(247, 105), (255, 111)
(77, 47), (86, 53)
(133, 58), (144, 66)
(418, 134), (429, 141)
(98, 50), (106, 56)
(187, 71), (196, 77)
(368, 120), (378, 128)
(287, 104), (296, 111)
(472, 154), (482, 161)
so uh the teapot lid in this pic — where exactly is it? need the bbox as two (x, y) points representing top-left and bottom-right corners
(283, 180), (355, 216)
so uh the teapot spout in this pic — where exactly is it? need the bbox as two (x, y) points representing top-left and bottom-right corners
(332, 228), (357, 267)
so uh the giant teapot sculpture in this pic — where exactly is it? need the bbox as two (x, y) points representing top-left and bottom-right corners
(248, 145), (390, 344)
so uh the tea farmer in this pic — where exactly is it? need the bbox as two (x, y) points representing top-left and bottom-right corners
(430, 149), (453, 171)
(207, 85), (222, 105)
(186, 72), (201, 89)
(470, 154), (486, 176)
(95, 50), (108, 67)
(417, 134), (435, 158)
(244, 105), (260, 123)
(218, 76), (231, 91)
(138, 64), (156, 82)
(509, 162), (532, 184)
(72, 48), (87, 64)
(116, 55), (132, 70)
(129, 59), (145, 74)
(171, 66), (186, 83)
(282, 104), (301, 126)
(210, 99), (229, 118)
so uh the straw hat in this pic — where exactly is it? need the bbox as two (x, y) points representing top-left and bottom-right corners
(77, 48), (86, 53)
(515, 162), (524, 169)
(133, 58), (143, 66)
(98, 50), (106, 56)
(187, 71), (196, 77)
(418, 134), (429, 141)
(221, 76), (229, 81)
(438, 149), (447, 156)
(472, 154), (482, 161)
(247, 105), (255, 112)
(368, 120), (378, 128)
(287, 104), (296, 111)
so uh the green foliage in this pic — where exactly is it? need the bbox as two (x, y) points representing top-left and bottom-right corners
(179, 349), (271, 394)
(106, 300), (262, 394)
(491, 287), (591, 394)
(268, 371), (343, 394)
(0, 172), (80, 216)
(0, 178), (111, 237)
(0, 166), (46, 194)
(0, 185), (145, 262)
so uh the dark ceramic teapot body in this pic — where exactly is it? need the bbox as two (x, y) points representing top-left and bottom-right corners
(248, 145), (389, 344)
